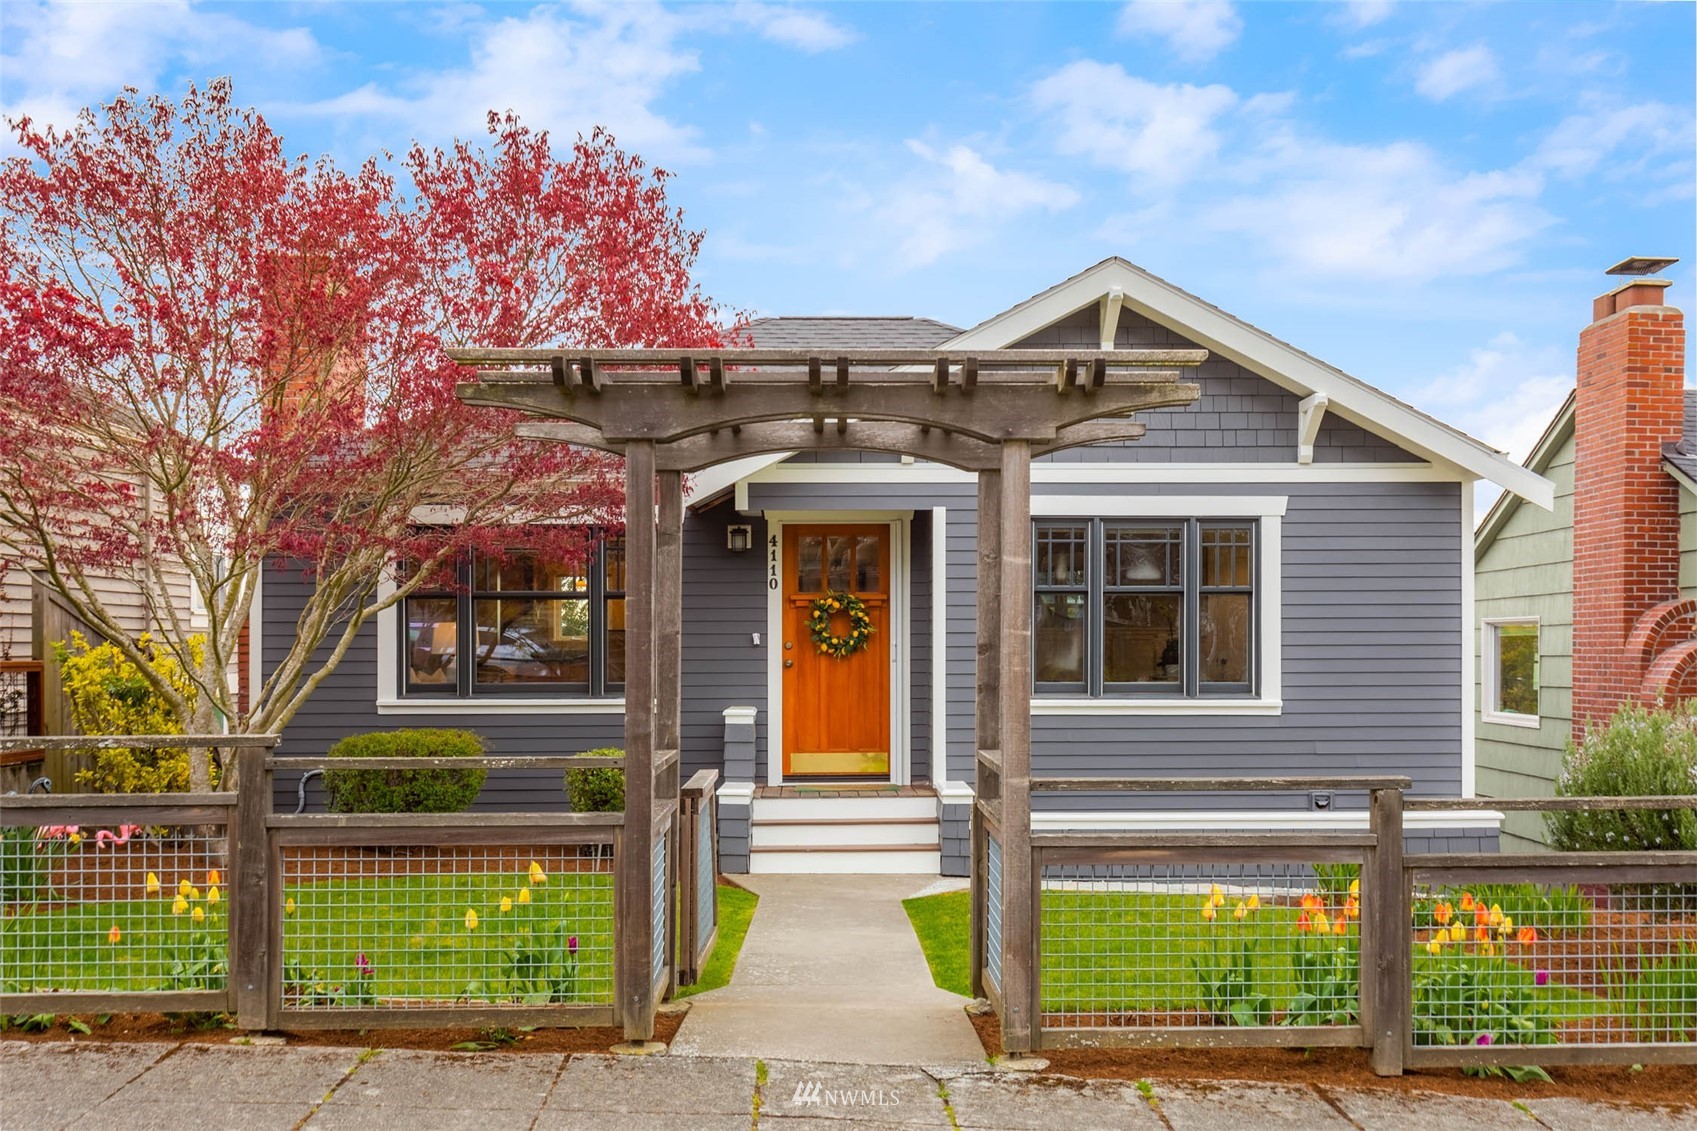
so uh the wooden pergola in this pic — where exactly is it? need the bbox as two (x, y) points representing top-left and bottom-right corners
(452, 346), (1207, 1049)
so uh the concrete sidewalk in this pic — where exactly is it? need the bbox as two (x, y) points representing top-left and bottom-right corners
(668, 873), (985, 1065)
(6, 1041), (1694, 1130)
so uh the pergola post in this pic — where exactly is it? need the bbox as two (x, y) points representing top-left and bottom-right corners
(617, 440), (658, 1040)
(996, 440), (1035, 1053)
(657, 470), (684, 765)
(970, 469), (1002, 1000)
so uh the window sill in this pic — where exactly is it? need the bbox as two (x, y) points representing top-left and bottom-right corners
(1482, 710), (1540, 730)
(1030, 697), (1283, 717)
(376, 698), (627, 715)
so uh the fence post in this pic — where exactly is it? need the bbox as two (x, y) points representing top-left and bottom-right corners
(1368, 786), (1407, 1076)
(231, 745), (270, 1030)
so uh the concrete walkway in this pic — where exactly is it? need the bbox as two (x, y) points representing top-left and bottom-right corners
(8, 1042), (1694, 1130)
(668, 873), (985, 1065)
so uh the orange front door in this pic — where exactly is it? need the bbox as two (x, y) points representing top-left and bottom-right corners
(781, 524), (891, 777)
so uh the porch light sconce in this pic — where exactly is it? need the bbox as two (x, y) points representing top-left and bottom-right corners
(726, 525), (752, 553)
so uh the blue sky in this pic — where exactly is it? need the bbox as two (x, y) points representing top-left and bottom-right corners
(3, 0), (1693, 466)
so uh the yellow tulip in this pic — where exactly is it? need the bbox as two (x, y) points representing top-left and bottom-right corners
(1209, 883), (1224, 906)
(1201, 903), (1217, 921)
(68, 833), (81, 845)
(107, 924), (122, 944)
(285, 897), (297, 916)
(1426, 937), (1443, 956)
(172, 895), (188, 916)
(145, 871), (161, 895)
(1245, 893), (1260, 910)
(207, 886), (221, 905)
(179, 879), (194, 897)
(517, 888), (531, 905)
(1349, 878), (1360, 898)
(1313, 911), (1331, 934)
(192, 905), (206, 924)
(500, 897), (514, 913)
(528, 861), (547, 886)
(187, 886), (200, 901)
(1448, 924), (1466, 943)
(207, 869), (221, 886)
(1488, 903), (1503, 928)
(465, 909), (479, 930)
(1233, 901), (1247, 921)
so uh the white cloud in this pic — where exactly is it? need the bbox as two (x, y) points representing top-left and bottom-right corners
(1204, 132), (1552, 281)
(1414, 45), (1499, 103)
(723, 2), (858, 52)
(298, 5), (706, 161)
(869, 141), (1080, 269)
(1416, 331), (1572, 463)
(1115, 0), (1242, 64)
(1030, 61), (1237, 185)
(1335, 0), (1395, 30)
(0, 0), (321, 133)
(1532, 99), (1696, 185)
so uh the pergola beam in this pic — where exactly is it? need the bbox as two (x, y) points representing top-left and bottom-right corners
(514, 418), (1153, 472)
(463, 381), (1200, 444)
(452, 346), (1208, 368)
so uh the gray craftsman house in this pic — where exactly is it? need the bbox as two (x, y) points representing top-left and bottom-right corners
(262, 258), (1552, 875)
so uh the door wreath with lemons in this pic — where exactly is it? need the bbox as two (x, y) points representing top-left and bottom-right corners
(806, 590), (875, 658)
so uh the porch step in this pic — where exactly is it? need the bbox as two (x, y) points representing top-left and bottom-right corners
(747, 793), (942, 874)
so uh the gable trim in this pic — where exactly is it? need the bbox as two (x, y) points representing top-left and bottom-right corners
(1475, 391), (1575, 561)
(941, 258), (1554, 509)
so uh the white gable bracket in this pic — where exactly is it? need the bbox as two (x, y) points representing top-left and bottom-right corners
(1297, 393), (1329, 466)
(1099, 286), (1126, 351)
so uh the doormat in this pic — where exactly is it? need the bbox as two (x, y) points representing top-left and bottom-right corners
(792, 784), (901, 794)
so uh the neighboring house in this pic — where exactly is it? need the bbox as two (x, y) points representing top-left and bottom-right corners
(267, 257), (1552, 874)
(1474, 269), (1691, 850)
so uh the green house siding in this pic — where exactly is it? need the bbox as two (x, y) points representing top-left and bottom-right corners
(1475, 431), (1574, 851)
(1681, 482), (1697, 601)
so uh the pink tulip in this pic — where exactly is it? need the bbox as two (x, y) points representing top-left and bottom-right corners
(1475, 1033), (1494, 1046)
(1534, 970), (1550, 987)
(567, 936), (579, 955)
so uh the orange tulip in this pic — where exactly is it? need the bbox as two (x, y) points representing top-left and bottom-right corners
(1516, 926), (1538, 945)
(107, 924), (122, 944)
(1332, 915), (1347, 935)
(1475, 925), (1489, 943)
(1301, 893), (1321, 912)
(1433, 901), (1453, 926)
(1473, 905), (1490, 927)
(1459, 892), (1476, 912)
(1345, 896), (1359, 920)
(1297, 910), (1312, 932)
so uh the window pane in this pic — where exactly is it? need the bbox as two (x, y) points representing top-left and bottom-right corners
(603, 539), (625, 594)
(854, 536), (881, 591)
(471, 598), (589, 685)
(1105, 525), (1181, 587)
(1202, 525), (1253, 588)
(797, 536), (823, 592)
(1035, 593), (1087, 683)
(1495, 624), (1539, 715)
(405, 597), (460, 687)
(1200, 593), (1251, 684)
(474, 552), (588, 595)
(1036, 525), (1088, 588)
(825, 537), (858, 590)
(1104, 594), (1182, 684)
(605, 597), (625, 685)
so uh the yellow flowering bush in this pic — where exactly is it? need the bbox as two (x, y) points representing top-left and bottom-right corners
(54, 631), (207, 793)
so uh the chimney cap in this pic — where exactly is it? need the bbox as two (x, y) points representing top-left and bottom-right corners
(1606, 255), (1680, 277)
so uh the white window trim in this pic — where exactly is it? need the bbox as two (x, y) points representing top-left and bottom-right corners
(1481, 615), (1541, 729)
(374, 559), (626, 716)
(1028, 497), (1283, 716)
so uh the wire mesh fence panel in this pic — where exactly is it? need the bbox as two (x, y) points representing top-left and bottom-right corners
(1410, 874), (1697, 1052)
(695, 803), (715, 943)
(985, 832), (1003, 995)
(277, 842), (614, 1010)
(651, 832), (668, 986)
(1040, 861), (1363, 1030)
(1, 821), (229, 993)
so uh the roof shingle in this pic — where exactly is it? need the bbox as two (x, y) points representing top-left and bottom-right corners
(743, 316), (960, 351)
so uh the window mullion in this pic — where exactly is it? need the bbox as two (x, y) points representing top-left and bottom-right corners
(1184, 520), (1200, 698)
(589, 540), (605, 698)
(459, 557), (474, 697)
(1089, 519), (1105, 697)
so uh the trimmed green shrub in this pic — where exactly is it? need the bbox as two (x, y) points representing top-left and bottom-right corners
(1546, 702), (1697, 853)
(564, 747), (625, 812)
(322, 729), (487, 814)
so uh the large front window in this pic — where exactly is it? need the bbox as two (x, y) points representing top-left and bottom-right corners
(402, 541), (625, 698)
(1034, 519), (1256, 698)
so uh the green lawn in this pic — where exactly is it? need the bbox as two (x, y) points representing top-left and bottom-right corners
(901, 888), (1616, 1025)
(3, 871), (616, 1004)
(674, 883), (758, 999)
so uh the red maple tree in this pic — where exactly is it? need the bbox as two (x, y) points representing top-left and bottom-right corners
(1, 80), (731, 783)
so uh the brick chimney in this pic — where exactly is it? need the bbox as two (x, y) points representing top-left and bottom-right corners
(1571, 274), (1686, 737)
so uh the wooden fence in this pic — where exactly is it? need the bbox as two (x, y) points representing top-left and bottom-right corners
(973, 776), (1697, 1072)
(0, 738), (722, 1039)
